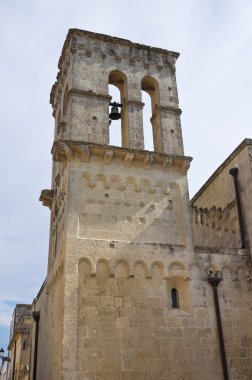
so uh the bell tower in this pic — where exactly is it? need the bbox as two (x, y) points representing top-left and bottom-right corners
(39, 29), (194, 379)
(51, 29), (184, 154)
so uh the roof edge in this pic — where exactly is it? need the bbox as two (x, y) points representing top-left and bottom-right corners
(57, 28), (180, 71)
(67, 28), (180, 58)
(191, 138), (252, 204)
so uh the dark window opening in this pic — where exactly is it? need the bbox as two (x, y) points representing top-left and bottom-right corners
(171, 288), (179, 308)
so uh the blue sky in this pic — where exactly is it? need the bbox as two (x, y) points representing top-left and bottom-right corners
(0, 0), (252, 351)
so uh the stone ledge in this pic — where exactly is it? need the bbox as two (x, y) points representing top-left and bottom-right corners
(194, 246), (249, 255)
(69, 88), (111, 102)
(51, 140), (192, 174)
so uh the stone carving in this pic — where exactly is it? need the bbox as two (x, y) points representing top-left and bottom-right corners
(39, 189), (54, 209)
(81, 171), (178, 195)
(79, 171), (184, 245)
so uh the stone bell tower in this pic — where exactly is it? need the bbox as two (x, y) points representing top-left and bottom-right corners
(39, 29), (195, 379)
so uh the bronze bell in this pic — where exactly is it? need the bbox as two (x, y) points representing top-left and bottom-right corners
(109, 102), (121, 120)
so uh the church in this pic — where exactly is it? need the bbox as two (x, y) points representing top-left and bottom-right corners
(6, 29), (252, 380)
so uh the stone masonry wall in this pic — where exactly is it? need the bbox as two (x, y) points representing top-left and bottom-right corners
(191, 140), (252, 251)
(75, 252), (252, 380)
(31, 264), (64, 380)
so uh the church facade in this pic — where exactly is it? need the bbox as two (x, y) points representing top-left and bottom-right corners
(7, 29), (252, 380)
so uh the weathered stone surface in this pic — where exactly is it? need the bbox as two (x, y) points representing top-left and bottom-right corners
(25, 30), (252, 380)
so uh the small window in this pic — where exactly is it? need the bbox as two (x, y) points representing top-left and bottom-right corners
(171, 288), (179, 308)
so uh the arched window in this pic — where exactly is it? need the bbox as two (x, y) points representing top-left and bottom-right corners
(108, 84), (121, 146)
(108, 71), (128, 148)
(141, 90), (153, 151)
(171, 288), (179, 308)
(141, 76), (162, 153)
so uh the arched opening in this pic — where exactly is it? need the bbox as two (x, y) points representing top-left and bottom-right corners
(108, 84), (121, 146)
(109, 70), (128, 148)
(171, 288), (179, 308)
(141, 91), (153, 151)
(141, 77), (162, 153)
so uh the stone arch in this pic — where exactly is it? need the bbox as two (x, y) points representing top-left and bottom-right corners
(141, 76), (162, 152)
(133, 260), (148, 279)
(169, 261), (185, 278)
(221, 264), (233, 275)
(125, 176), (138, 192)
(169, 181), (180, 192)
(168, 275), (191, 313)
(96, 259), (111, 279)
(141, 178), (155, 193)
(78, 258), (92, 286)
(154, 179), (165, 193)
(151, 261), (164, 280)
(114, 259), (129, 279)
(81, 172), (94, 189)
(109, 70), (129, 148)
(110, 174), (123, 190)
(95, 173), (109, 189)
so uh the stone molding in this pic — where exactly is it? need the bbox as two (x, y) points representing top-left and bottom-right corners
(51, 140), (192, 174)
(160, 105), (182, 115)
(78, 257), (189, 281)
(80, 171), (180, 194)
(194, 246), (249, 255)
(126, 100), (145, 109)
(69, 88), (111, 102)
(78, 256), (251, 283)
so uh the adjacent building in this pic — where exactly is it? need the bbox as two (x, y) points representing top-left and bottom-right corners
(7, 305), (32, 380)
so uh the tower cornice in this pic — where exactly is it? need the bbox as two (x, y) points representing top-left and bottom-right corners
(51, 140), (192, 174)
